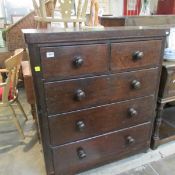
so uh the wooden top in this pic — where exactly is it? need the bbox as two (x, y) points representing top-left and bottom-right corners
(23, 26), (169, 44)
(100, 15), (175, 26)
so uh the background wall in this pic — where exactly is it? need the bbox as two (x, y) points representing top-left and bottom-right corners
(109, 0), (123, 16)
(0, 0), (160, 24)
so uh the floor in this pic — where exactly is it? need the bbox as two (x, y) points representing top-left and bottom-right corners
(1, 89), (175, 175)
(0, 88), (46, 175)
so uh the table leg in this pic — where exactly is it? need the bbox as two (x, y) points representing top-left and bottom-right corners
(151, 102), (165, 149)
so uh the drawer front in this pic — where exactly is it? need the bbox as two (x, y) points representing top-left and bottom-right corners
(52, 123), (151, 175)
(111, 40), (162, 72)
(167, 71), (175, 97)
(40, 44), (109, 80)
(49, 96), (155, 146)
(45, 68), (158, 115)
(159, 67), (175, 98)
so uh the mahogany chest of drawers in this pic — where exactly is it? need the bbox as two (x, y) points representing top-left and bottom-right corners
(23, 27), (167, 175)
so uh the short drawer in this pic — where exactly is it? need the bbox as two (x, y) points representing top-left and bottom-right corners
(49, 96), (155, 145)
(52, 123), (151, 175)
(44, 68), (158, 115)
(111, 40), (162, 72)
(40, 44), (109, 81)
(159, 65), (175, 98)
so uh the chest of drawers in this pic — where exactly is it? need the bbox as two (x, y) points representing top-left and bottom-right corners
(23, 27), (167, 175)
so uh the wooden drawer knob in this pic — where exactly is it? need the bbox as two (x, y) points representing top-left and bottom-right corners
(128, 108), (138, 118)
(132, 51), (144, 61)
(76, 121), (85, 131)
(73, 56), (84, 68)
(77, 147), (86, 159)
(131, 80), (141, 89)
(75, 89), (86, 101)
(127, 136), (135, 145)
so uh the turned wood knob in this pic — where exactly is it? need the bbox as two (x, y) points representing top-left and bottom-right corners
(128, 108), (138, 117)
(132, 51), (144, 61)
(127, 136), (135, 145)
(77, 148), (86, 159)
(131, 80), (141, 89)
(76, 121), (85, 131)
(75, 89), (86, 101)
(73, 56), (84, 68)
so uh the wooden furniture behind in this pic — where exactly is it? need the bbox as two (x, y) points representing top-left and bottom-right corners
(33, 0), (88, 28)
(151, 61), (175, 149)
(21, 61), (36, 119)
(0, 49), (28, 139)
(99, 16), (125, 27)
(23, 27), (167, 175)
(89, 0), (100, 26)
(100, 15), (175, 27)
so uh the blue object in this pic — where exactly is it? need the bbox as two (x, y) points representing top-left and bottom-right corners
(164, 48), (175, 61)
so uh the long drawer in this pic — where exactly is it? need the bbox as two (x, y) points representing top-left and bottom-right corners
(52, 123), (151, 175)
(49, 96), (155, 146)
(40, 44), (109, 81)
(111, 40), (162, 72)
(44, 68), (158, 115)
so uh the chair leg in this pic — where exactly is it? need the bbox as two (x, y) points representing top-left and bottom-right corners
(9, 105), (25, 139)
(16, 99), (28, 121)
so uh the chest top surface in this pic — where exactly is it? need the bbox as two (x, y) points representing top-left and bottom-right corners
(23, 26), (168, 44)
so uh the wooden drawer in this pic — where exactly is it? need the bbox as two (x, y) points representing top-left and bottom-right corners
(49, 96), (155, 146)
(45, 68), (158, 115)
(40, 44), (109, 81)
(166, 71), (175, 97)
(111, 40), (162, 72)
(159, 64), (175, 98)
(52, 123), (151, 175)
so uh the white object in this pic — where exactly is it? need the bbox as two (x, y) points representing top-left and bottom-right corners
(46, 52), (55, 58)
(164, 48), (175, 61)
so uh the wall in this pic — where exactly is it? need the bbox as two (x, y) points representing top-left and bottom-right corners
(108, 0), (158, 16)
(150, 0), (158, 14)
(109, 0), (123, 16)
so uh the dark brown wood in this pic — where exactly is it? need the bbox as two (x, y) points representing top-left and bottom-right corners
(21, 61), (36, 119)
(99, 15), (175, 27)
(111, 40), (162, 72)
(27, 46), (55, 175)
(49, 96), (155, 145)
(45, 68), (158, 115)
(23, 27), (167, 175)
(99, 16), (125, 27)
(151, 102), (165, 149)
(159, 62), (175, 98)
(22, 27), (168, 44)
(52, 123), (151, 175)
(152, 62), (175, 149)
(40, 44), (109, 81)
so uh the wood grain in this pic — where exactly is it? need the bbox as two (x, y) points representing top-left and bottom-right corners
(111, 40), (162, 72)
(45, 68), (158, 115)
(40, 44), (109, 81)
(52, 123), (151, 175)
(49, 96), (155, 145)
